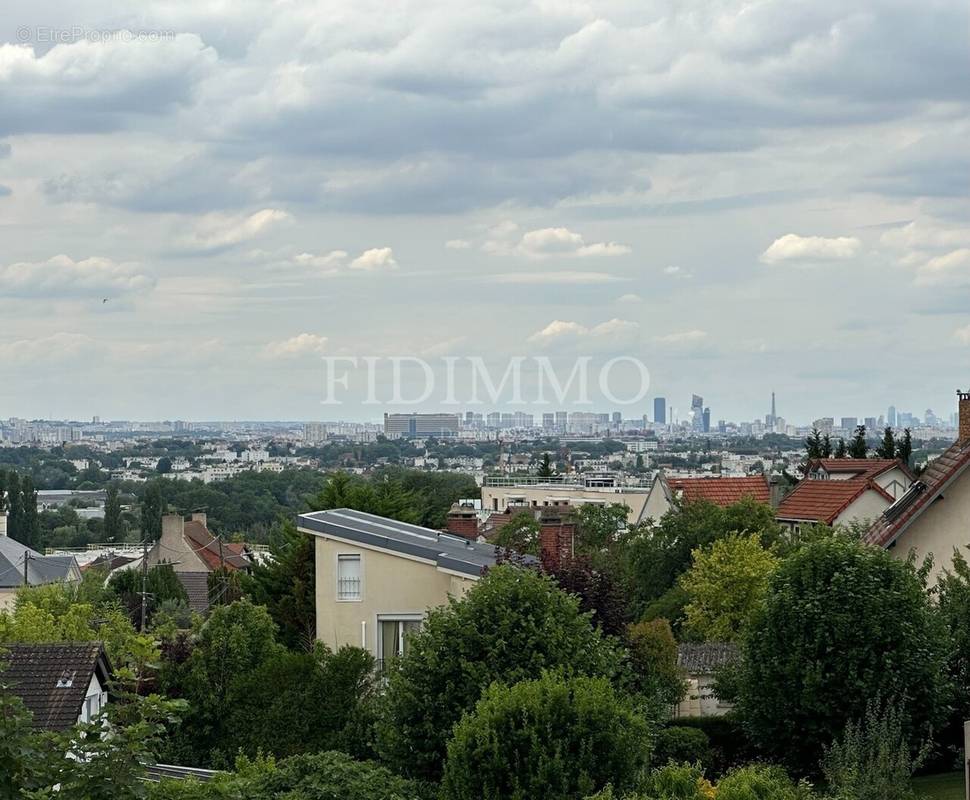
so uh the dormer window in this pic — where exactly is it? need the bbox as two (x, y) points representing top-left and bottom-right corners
(56, 670), (76, 689)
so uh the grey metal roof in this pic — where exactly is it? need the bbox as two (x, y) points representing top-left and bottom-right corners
(297, 508), (499, 577)
(0, 536), (79, 589)
(677, 642), (740, 675)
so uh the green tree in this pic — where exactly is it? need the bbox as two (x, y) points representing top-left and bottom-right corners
(679, 533), (779, 642)
(159, 599), (284, 768)
(244, 520), (316, 650)
(0, 670), (42, 797)
(848, 425), (868, 458)
(493, 511), (540, 555)
(378, 565), (625, 781)
(805, 428), (823, 460)
(108, 564), (188, 628)
(625, 619), (685, 708)
(575, 503), (629, 554)
(222, 645), (377, 761)
(104, 484), (124, 542)
(896, 428), (913, 467)
(442, 673), (652, 800)
(141, 481), (164, 543)
(876, 427), (897, 460)
(621, 497), (782, 619)
(834, 437), (847, 458)
(821, 434), (833, 458)
(537, 452), (554, 477)
(19, 476), (40, 550)
(156, 457), (172, 474)
(738, 536), (948, 775)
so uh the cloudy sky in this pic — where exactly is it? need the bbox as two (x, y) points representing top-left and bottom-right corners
(1, 0), (968, 423)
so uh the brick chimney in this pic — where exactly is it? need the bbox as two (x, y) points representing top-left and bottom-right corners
(960, 390), (970, 445)
(191, 511), (208, 528)
(539, 517), (575, 570)
(0, 511), (6, 537)
(446, 504), (479, 540)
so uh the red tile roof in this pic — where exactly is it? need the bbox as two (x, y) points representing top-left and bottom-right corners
(866, 439), (970, 548)
(811, 458), (914, 481)
(666, 476), (770, 507)
(777, 478), (893, 525)
(183, 521), (250, 572)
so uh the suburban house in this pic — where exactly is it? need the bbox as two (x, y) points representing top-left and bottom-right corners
(865, 392), (970, 584)
(805, 458), (913, 499)
(144, 513), (251, 613)
(776, 458), (913, 531)
(673, 642), (739, 718)
(0, 643), (112, 729)
(298, 509), (510, 662)
(640, 475), (771, 522)
(0, 512), (81, 611)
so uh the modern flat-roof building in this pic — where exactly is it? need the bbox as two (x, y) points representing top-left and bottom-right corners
(383, 413), (460, 439)
(480, 474), (652, 524)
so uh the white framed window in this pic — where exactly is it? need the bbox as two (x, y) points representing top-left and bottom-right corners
(337, 554), (362, 601)
(377, 614), (423, 662)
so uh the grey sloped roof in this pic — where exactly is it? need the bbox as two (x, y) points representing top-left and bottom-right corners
(677, 642), (740, 675)
(177, 571), (211, 614)
(0, 536), (78, 589)
(0, 643), (112, 730)
(298, 508), (500, 577)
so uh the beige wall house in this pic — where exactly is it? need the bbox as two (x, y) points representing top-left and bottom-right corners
(866, 393), (970, 584)
(0, 512), (81, 611)
(298, 509), (502, 662)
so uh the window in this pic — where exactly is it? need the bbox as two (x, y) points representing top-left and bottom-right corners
(378, 616), (422, 661)
(337, 554), (361, 601)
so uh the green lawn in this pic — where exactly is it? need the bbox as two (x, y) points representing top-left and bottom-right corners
(913, 772), (964, 800)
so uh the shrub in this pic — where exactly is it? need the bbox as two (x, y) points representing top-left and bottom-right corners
(626, 619), (686, 707)
(715, 764), (812, 800)
(654, 727), (712, 769)
(821, 702), (926, 800)
(441, 673), (652, 800)
(738, 537), (948, 775)
(666, 716), (757, 776)
(379, 566), (625, 781)
(643, 762), (713, 799)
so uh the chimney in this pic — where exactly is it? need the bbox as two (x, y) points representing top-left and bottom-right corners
(539, 516), (575, 570)
(161, 514), (185, 541)
(191, 511), (208, 528)
(0, 512), (6, 537)
(960, 391), (970, 445)
(446, 504), (479, 541)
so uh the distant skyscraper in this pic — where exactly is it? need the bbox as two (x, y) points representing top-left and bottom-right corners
(691, 394), (704, 432)
(612, 411), (621, 424)
(653, 397), (667, 425)
(702, 407), (711, 433)
(888, 406), (897, 427)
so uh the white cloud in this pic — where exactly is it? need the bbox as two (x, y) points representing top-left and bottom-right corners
(760, 234), (861, 264)
(915, 249), (970, 286)
(617, 293), (642, 303)
(292, 250), (349, 269)
(349, 247), (398, 271)
(664, 265), (693, 278)
(514, 227), (632, 259)
(954, 325), (970, 345)
(263, 333), (329, 358)
(493, 271), (623, 285)
(0, 255), (155, 298)
(654, 329), (708, 345)
(445, 239), (471, 249)
(181, 209), (291, 253)
(529, 318), (639, 349)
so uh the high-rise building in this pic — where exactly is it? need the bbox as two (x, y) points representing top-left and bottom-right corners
(542, 413), (555, 429)
(555, 411), (568, 430)
(702, 407), (711, 433)
(653, 397), (667, 425)
(612, 411), (621, 424)
(841, 417), (858, 431)
(888, 406), (897, 427)
(691, 395), (704, 432)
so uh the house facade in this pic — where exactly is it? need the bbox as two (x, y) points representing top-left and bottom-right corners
(0, 512), (81, 611)
(0, 643), (112, 729)
(673, 642), (739, 718)
(298, 509), (501, 663)
(866, 393), (970, 584)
